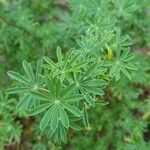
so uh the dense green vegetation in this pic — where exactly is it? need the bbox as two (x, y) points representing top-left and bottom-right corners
(0, 0), (150, 149)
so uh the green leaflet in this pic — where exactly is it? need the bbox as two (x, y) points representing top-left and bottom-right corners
(29, 103), (52, 116)
(66, 54), (80, 68)
(83, 64), (96, 78)
(95, 100), (109, 106)
(120, 67), (131, 80)
(63, 103), (82, 117)
(59, 124), (67, 143)
(62, 94), (83, 102)
(110, 65), (118, 76)
(59, 106), (69, 128)
(40, 105), (54, 130)
(16, 94), (31, 110)
(81, 89), (95, 106)
(83, 86), (104, 96)
(23, 61), (35, 82)
(56, 46), (63, 69)
(53, 127), (60, 143)
(55, 79), (62, 97)
(6, 87), (29, 94)
(70, 123), (82, 131)
(46, 77), (56, 97)
(82, 106), (89, 127)
(82, 79), (107, 87)
(7, 71), (30, 85)
(43, 56), (57, 69)
(64, 49), (73, 66)
(31, 91), (52, 101)
(47, 127), (55, 138)
(124, 64), (137, 70)
(36, 59), (43, 81)
(50, 104), (59, 131)
(60, 84), (76, 98)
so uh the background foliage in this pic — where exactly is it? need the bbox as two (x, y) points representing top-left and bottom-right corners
(0, 0), (150, 149)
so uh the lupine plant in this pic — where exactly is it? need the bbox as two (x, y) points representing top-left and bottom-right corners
(0, 0), (149, 148)
(7, 29), (136, 143)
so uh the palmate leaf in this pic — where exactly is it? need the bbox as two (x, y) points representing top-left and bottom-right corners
(7, 60), (43, 95)
(0, 92), (16, 113)
(72, 72), (106, 107)
(108, 47), (136, 80)
(44, 48), (85, 82)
